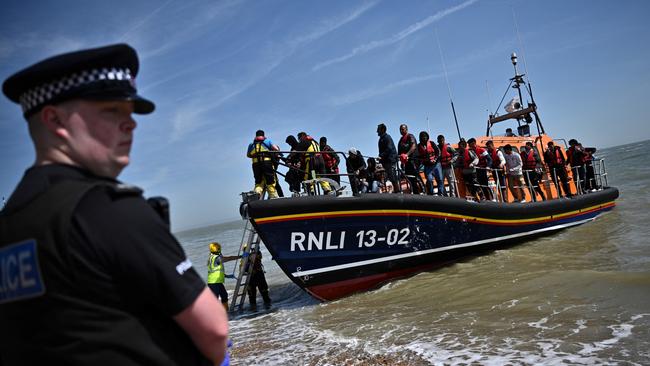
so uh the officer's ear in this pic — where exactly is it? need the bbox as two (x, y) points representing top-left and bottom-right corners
(39, 105), (68, 139)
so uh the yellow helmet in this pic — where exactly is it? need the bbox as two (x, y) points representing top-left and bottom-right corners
(209, 242), (221, 254)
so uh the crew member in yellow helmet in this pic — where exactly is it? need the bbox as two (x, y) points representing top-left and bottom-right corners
(207, 242), (241, 310)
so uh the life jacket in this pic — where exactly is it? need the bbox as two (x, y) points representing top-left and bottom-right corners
(462, 149), (473, 169)
(249, 136), (272, 164)
(417, 141), (438, 165)
(321, 145), (338, 170)
(207, 253), (225, 284)
(566, 146), (584, 167)
(398, 134), (415, 156)
(305, 139), (321, 159)
(472, 146), (488, 168)
(440, 143), (453, 168)
(488, 148), (501, 169)
(546, 147), (565, 167)
(522, 149), (537, 170)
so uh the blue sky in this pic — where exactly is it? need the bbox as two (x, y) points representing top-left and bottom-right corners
(1, 0), (649, 231)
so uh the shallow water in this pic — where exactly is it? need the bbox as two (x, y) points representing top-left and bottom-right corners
(176, 140), (650, 365)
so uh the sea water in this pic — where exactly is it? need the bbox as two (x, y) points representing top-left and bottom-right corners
(175, 140), (650, 365)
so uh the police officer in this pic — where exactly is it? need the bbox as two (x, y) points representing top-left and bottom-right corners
(0, 44), (228, 365)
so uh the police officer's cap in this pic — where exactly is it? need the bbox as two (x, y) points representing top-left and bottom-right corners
(2, 43), (155, 117)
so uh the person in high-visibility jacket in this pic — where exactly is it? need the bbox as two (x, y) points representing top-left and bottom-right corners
(247, 130), (280, 198)
(207, 242), (241, 310)
(296, 132), (331, 194)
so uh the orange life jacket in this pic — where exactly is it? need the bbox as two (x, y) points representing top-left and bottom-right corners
(522, 149), (537, 170)
(440, 143), (453, 168)
(417, 141), (438, 165)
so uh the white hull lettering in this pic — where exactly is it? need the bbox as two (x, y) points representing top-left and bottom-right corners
(289, 229), (409, 252)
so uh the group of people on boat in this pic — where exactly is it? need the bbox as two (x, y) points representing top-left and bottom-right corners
(246, 124), (601, 203)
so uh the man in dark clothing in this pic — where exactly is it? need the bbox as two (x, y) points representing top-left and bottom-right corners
(397, 124), (421, 194)
(468, 138), (493, 200)
(521, 142), (546, 201)
(320, 136), (340, 185)
(245, 248), (271, 311)
(0, 44), (227, 365)
(346, 148), (367, 195)
(566, 139), (586, 193)
(544, 141), (572, 198)
(377, 123), (400, 192)
(456, 139), (483, 200)
(285, 135), (303, 194)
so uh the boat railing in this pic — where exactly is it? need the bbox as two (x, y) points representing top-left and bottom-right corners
(254, 149), (609, 203)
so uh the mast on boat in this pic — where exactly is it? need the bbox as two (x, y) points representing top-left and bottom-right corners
(486, 53), (545, 138)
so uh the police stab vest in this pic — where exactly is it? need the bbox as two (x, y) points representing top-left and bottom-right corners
(0, 179), (142, 361)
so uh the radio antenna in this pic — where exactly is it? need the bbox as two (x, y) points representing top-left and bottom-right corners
(512, 7), (530, 83)
(434, 28), (461, 141)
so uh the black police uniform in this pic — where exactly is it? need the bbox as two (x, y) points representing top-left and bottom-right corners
(0, 44), (211, 365)
(0, 165), (211, 365)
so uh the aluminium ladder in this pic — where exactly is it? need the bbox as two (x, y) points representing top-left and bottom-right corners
(229, 219), (262, 312)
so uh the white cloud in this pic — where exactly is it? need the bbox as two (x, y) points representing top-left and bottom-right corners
(312, 0), (479, 71)
(166, 2), (379, 142)
(328, 72), (444, 106)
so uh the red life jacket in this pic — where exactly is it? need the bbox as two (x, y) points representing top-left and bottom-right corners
(472, 146), (488, 168)
(417, 141), (438, 165)
(462, 149), (472, 169)
(522, 149), (537, 170)
(321, 146), (338, 170)
(546, 147), (565, 166)
(440, 143), (453, 168)
(488, 148), (501, 169)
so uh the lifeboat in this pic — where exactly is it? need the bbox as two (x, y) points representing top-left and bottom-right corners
(240, 54), (619, 301)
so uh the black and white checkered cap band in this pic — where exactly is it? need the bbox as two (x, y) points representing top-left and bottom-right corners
(18, 67), (134, 114)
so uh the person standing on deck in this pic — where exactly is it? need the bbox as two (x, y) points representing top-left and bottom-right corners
(417, 131), (443, 195)
(207, 242), (241, 311)
(468, 138), (493, 201)
(486, 140), (508, 202)
(544, 141), (572, 198)
(284, 135), (302, 195)
(247, 130), (280, 198)
(521, 142), (546, 201)
(504, 144), (527, 203)
(320, 136), (340, 185)
(456, 139), (483, 200)
(296, 132), (331, 194)
(0, 44), (228, 365)
(437, 135), (459, 197)
(397, 124), (420, 194)
(566, 139), (586, 193)
(346, 148), (367, 195)
(377, 123), (400, 193)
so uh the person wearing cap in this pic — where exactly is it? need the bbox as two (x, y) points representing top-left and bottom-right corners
(207, 242), (242, 311)
(346, 148), (367, 195)
(0, 44), (228, 365)
(377, 123), (400, 193)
